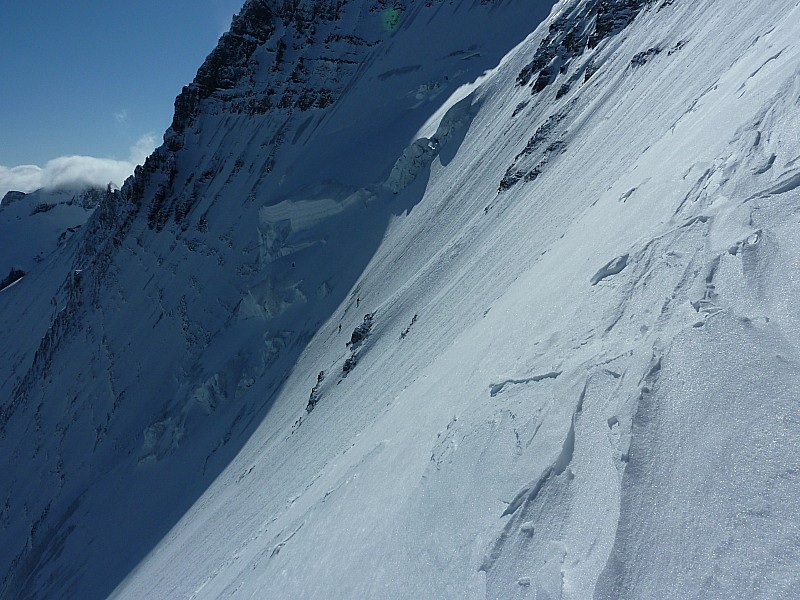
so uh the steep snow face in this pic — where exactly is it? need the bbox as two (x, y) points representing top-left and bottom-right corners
(3, 0), (800, 598)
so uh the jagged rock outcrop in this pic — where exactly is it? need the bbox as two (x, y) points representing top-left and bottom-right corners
(0, 267), (25, 291)
(515, 0), (658, 96)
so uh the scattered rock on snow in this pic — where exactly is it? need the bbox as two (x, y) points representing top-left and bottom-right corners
(343, 312), (376, 376)
(400, 314), (418, 339)
(348, 312), (374, 347)
(631, 47), (662, 67)
(306, 370), (326, 413)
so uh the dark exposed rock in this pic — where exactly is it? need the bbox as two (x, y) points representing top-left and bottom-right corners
(70, 187), (107, 210)
(348, 312), (374, 346)
(668, 39), (688, 55)
(588, 0), (650, 49)
(400, 314), (418, 339)
(306, 370), (326, 412)
(515, 109), (570, 161)
(168, 1), (277, 142)
(499, 103), (574, 193)
(342, 354), (358, 375)
(512, 100), (530, 117)
(584, 59), (599, 81)
(631, 46), (662, 66)
(533, 68), (553, 93)
(30, 203), (56, 216)
(1, 191), (26, 208)
(498, 168), (526, 192)
(342, 312), (375, 375)
(515, 0), (666, 98)
(167, 0), (357, 144)
(0, 267), (25, 291)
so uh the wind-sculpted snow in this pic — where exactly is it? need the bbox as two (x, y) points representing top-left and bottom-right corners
(3, 0), (800, 598)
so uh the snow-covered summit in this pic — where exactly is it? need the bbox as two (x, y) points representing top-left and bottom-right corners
(2, 0), (800, 598)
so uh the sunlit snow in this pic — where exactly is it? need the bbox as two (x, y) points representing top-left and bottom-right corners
(2, 0), (799, 599)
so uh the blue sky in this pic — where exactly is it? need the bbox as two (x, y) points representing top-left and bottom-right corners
(0, 0), (244, 195)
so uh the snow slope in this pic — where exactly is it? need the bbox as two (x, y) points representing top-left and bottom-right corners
(0, 187), (100, 395)
(0, 188), (99, 277)
(3, 0), (800, 598)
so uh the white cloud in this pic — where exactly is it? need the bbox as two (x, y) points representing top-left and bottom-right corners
(0, 134), (159, 201)
(114, 109), (129, 124)
(128, 133), (158, 165)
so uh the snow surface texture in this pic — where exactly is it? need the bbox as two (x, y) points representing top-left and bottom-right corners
(2, 0), (800, 598)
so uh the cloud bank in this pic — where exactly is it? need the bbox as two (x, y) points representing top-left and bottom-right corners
(0, 133), (158, 201)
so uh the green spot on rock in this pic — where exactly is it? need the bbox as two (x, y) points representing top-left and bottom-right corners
(382, 7), (402, 32)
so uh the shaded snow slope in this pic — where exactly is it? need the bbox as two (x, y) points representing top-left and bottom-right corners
(0, 187), (101, 405)
(3, 0), (800, 598)
(0, 188), (99, 276)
